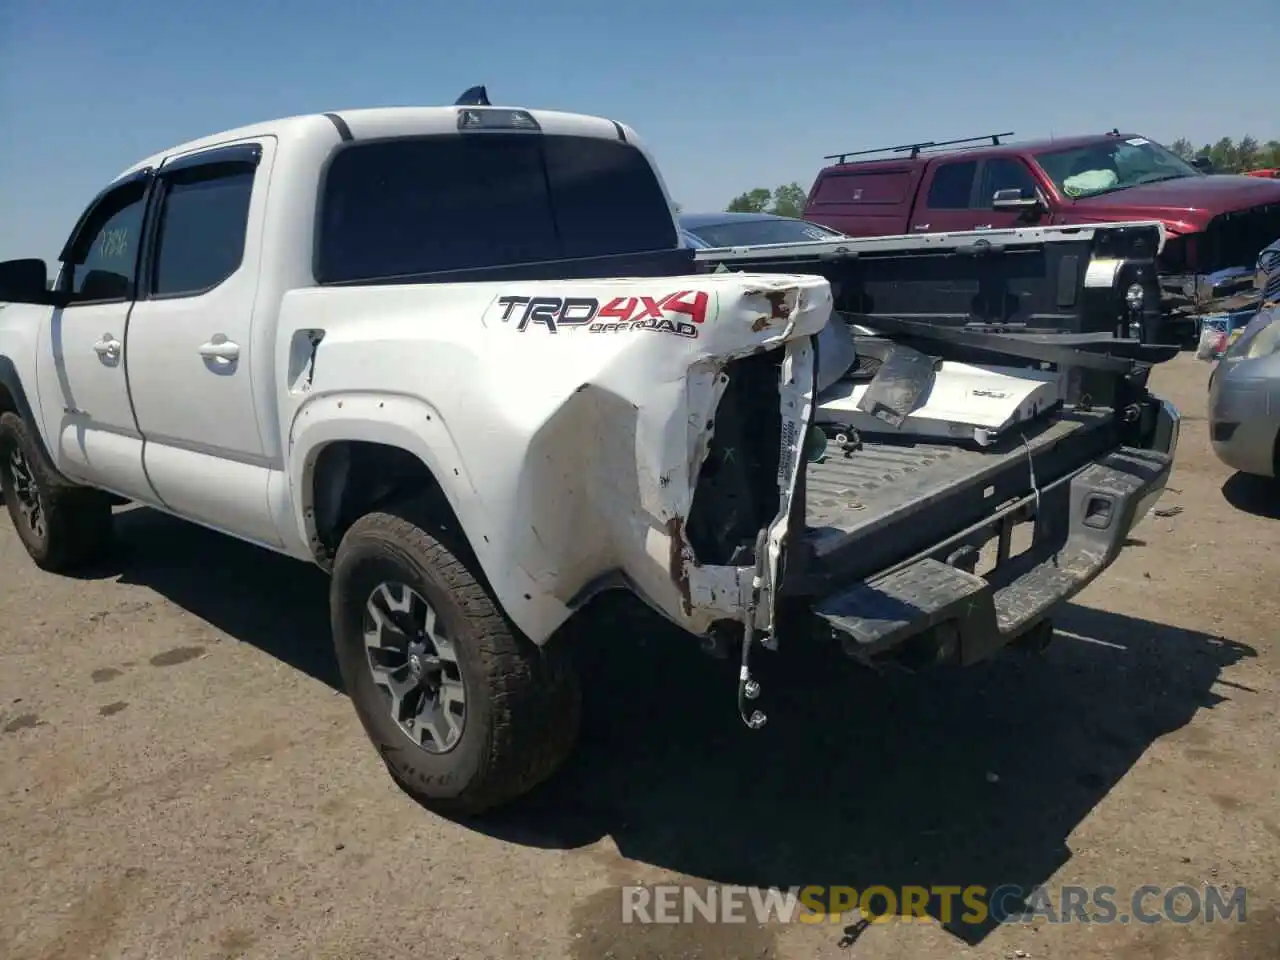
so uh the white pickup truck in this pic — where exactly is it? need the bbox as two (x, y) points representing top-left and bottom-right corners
(0, 88), (1179, 816)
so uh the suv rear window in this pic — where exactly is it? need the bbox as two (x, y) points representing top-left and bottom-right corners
(316, 133), (677, 283)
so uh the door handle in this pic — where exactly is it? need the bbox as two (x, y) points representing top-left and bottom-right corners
(974, 223), (993, 230)
(93, 335), (121, 360)
(199, 338), (241, 363)
(912, 224), (931, 231)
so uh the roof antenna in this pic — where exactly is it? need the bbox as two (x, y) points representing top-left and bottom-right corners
(455, 85), (491, 106)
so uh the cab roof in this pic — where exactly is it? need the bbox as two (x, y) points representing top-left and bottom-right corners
(116, 104), (639, 181)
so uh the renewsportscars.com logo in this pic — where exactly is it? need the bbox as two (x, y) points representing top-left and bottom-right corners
(620, 883), (1249, 927)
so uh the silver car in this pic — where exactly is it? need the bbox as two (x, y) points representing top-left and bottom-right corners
(1208, 304), (1280, 478)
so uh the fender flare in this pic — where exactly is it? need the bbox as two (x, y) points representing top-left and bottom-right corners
(0, 355), (56, 466)
(287, 392), (481, 555)
(287, 391), (572, 645)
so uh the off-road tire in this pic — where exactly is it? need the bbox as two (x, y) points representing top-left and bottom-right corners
(0, 412), (113, 572)
(330, 499), (581, 817)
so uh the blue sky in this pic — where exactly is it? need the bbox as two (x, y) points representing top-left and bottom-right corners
(2, 0), (1277, 263)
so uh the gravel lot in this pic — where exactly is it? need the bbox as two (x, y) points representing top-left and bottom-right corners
(1, 354), (1277, 960)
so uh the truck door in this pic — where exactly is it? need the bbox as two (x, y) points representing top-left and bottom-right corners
(35, 171), (158, 504)
(123, 139), (285, 548)
(908, 160), (982, 234)
(975, 157), (1048, 230)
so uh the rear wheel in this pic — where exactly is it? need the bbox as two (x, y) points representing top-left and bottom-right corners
(0, 412), (113, 571)
(330, 500), (580, 817)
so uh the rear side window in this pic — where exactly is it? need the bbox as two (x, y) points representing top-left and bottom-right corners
(925, 161), (977, 209)
(151, 166), (255, 297)
(316, 133), (677, 283)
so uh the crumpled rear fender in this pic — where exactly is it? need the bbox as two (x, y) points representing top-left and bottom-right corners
(489, 274), (830, 636)
(278, 271), (832, 644)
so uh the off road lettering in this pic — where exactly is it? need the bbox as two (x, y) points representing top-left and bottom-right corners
(557, 298), (599, 329)
(598, 297), (638, 322)
(599, 290), (708, 325)
(493, 295), (600, 332)
(588, 317), (698, 338)
(493, 291), (707, 337)
(494, 295), (531, 321)
(521, 296), (567, 332)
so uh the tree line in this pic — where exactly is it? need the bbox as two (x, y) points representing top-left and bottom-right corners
(720, 136), (1280, 215)
(1168, 136), (1280, 174)
(724, 182), (808, 217)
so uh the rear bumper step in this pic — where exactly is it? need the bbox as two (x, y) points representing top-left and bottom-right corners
(812, 446), (1171, 666)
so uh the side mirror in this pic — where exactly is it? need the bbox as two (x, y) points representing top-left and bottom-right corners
(1190, 157), (1214, 173)
(991, 188), (1042, 212)
(0, 259), (52, 304)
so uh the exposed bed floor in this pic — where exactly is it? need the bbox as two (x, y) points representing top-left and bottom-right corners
(804, 407), (1114, 553)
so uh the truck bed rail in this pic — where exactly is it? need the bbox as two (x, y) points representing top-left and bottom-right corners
(694, 220), (1171, 341)
(691, 220), (1168, 260)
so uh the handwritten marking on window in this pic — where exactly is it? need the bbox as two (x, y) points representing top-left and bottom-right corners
(97, 228), (130, 260)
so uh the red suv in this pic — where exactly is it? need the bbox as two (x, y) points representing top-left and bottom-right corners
(802, 131), (1280, 319)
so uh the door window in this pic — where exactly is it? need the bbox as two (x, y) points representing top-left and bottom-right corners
(979, 158), (1039, 204)
(150, 164), (256, 297)
(925, 161), (977, 209)
(62, 182), (149, 305)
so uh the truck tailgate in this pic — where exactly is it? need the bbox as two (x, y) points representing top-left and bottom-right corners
(805, 445), (1171, 665)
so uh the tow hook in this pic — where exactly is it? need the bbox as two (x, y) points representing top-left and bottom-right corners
(737, 529), (770, 730)
(737, 621), (767, 730)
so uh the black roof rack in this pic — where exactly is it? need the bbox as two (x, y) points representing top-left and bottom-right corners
(823, 131), (1015, 164)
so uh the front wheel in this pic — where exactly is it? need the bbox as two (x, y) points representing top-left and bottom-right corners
(330, 502), (580, 817)
(0, 412), (113, 572)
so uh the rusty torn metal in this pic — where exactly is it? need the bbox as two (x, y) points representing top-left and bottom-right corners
(745, 288), (797, 332)
(765, 290), (791, 318)
(665, 515), (694, 617)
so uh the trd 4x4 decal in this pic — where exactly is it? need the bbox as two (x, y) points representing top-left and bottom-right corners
(490, 291), (709, 338)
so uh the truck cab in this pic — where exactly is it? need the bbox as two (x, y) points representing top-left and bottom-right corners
(0, 90), (839, 817)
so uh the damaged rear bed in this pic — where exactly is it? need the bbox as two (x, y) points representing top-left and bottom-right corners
(763, 315), (1180, 670)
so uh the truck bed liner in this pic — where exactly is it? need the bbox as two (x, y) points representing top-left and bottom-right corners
(806, 409), (1111, 544)
(788, 407), (1120, 595)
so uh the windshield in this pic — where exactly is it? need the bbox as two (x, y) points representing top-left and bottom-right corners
(1034, 137), (1202, 199)
(684, 218), (843, 249)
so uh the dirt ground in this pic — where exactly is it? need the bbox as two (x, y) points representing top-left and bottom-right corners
(1, 354), (1277, 960)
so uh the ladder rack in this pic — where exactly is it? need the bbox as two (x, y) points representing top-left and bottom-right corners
(824, 132), (1016, 164)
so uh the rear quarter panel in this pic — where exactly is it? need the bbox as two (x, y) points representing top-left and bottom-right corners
(278, 272), (832, 644)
